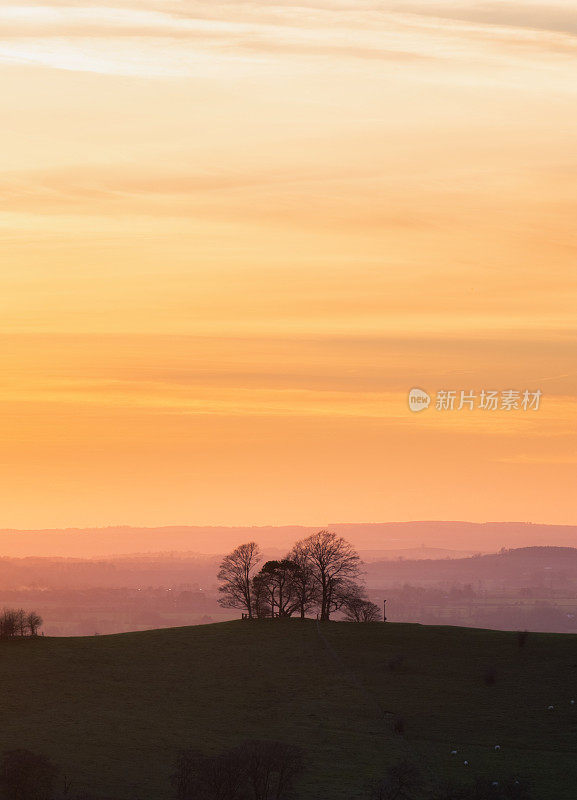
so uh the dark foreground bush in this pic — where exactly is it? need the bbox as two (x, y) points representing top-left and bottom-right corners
(386, 654), (406, 672)
(430, 775), (534, 800)
(0, 749), (58, 800)
(483, 667), (498, 686)
(392, 716), (406, 736)
(368, 761), (534, 800)
(172, 739), (304, 800)
(370, 759), (422, 800)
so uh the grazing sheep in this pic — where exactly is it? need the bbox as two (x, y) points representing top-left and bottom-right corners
(494, 745), (500, 751)
(463, 761), (469, 766)
(548, 705), (554, 710)
(451, 750), (457, 755)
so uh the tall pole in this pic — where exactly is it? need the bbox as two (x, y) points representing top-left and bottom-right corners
(383, 599), (387, 622)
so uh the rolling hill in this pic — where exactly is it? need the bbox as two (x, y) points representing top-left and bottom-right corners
(2, 620), (577, 799)
(1, 521), (575, 558)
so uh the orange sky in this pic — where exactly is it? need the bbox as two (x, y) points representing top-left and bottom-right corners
(0, 0), (575, 529)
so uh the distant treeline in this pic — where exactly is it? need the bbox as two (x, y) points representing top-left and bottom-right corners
(366, 546), (577, 589)
(0, 608), (42, 638)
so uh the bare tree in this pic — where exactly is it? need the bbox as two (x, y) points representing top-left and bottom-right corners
(340, 586), (382, 622)
(252, 571), (273, 619)
(0, 610), (18, 639)
(187, 748), (246, 800)
(172, 742), (303, 800)
(237, 740), (303, 800)
(326, 579), (362, 617)
(359, 601), (383, 622)
(295, 531), (361, 620)
(286, 544), (318, 619)
(0, 609), (43, 638)
(252, 561), (301, 618)
(16, 610), (27, 637)
(218, 542), (262, 619)
(26, 612), (43, 637)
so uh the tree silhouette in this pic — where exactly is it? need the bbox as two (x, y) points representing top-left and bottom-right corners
(286, 543), (319, 619)
(294, 530), (361, 620)
(26, 612), (43, 637)
(218, 542), (262, 619)
(252, 560), (301, 618)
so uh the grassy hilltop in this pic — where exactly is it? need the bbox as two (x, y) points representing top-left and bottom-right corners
(1, 620), (577, 799)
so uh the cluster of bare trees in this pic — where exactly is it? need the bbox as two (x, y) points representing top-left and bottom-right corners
(173, 740), (303, 800)
(217, 530), (381, 622)
(0, 608), (43, 638)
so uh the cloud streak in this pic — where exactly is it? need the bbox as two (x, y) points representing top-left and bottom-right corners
(400, 1), (577, 38)
(1, 1), (576, 77)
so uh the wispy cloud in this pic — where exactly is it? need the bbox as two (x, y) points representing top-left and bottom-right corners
(1, 1), (576, 77)
(399, 1), (577, 38)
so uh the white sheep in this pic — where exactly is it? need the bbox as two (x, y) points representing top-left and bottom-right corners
(494, 745), (500, 751)
(463, 761), (469, 766)
(451, 750), (457, 755)
(548, 705), (554, 710)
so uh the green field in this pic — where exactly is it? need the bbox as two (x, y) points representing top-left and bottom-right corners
(1, 620), (576, 799)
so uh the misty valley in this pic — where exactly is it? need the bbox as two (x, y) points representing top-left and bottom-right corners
(2, 545), (577, 637)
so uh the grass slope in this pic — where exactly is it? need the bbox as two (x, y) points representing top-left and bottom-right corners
(1, 620), (576, 799)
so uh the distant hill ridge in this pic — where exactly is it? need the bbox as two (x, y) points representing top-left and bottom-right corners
(0, 521), (575, 558)
(365, 544), (577, 584)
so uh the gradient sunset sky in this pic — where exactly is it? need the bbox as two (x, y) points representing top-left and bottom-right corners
(1, 0), (576, 529)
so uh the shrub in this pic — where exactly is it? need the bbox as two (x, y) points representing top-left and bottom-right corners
(370, 759), (421, 800)
(172, 740), (304, 800)
(393, 717), (406, 736)
(483, 668), (497, 686)
(0, 749), (58, 800)
(387, 654), (406, 672)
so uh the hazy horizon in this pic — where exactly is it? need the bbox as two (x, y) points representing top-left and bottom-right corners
(0, 520), (575, 558)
